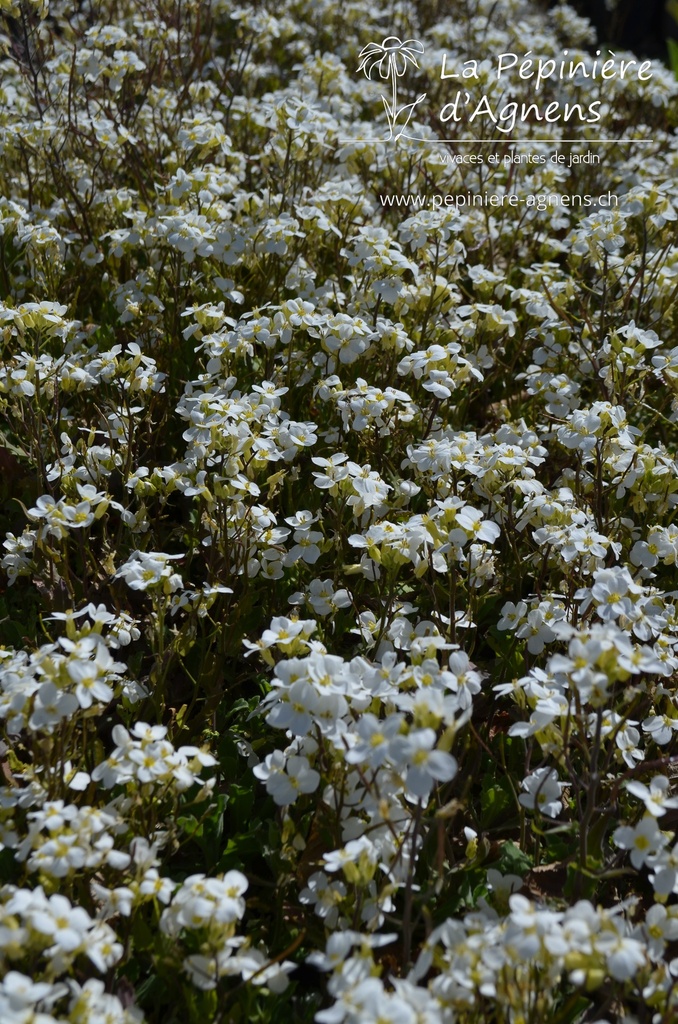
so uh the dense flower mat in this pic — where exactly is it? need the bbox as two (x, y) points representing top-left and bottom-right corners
(1, 0), (678, 1021)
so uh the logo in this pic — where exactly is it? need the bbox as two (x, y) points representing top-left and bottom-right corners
(350, 38), (652, 148)
(357, 37), (427, 141)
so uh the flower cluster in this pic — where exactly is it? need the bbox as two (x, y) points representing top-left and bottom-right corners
(1, 0), (678, 1021)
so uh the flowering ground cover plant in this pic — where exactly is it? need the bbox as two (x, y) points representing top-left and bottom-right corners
(1, 0), (678, 1020)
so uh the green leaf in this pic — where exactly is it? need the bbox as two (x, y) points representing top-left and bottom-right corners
(480, 774), (514, 827)
(0, 848), (21, 885)
(496, 840), (532, 877)
(668, 37), (678, 79)
(177, 814), (203, 840)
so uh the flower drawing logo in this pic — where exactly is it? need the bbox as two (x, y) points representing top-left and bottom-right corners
(357, 36), (427, 140)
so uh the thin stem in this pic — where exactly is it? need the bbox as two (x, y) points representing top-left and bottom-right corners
(392, 74), (398, 137)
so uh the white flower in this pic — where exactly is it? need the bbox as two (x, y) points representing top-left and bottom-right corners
(311, 452), (350, 492)
(265, 679), (321, 736)
(497, 601), (527, 631)
(519, 767), (565, 818)
(284, 529), (323, 566)
(253, 752), (320, 806)
(1, 971), (60, 1009)
(305, 578), (352, 616)
(643, 904), (678, 960)
(299, 871), (346, 928)
(29, 683), (79, 733)
(594, 931), (646, 981)
(486, 868), (523, 903)
(28, 893), (92, 953)
(613, 815), (667, 868)
(625, 775), (678, 817)
(345, 713), (405, 770)
(324, 836), (377, 877)
(114, 551), (183, 591)
(643, 713), (678, 746)
(390, 728), (458, 799)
